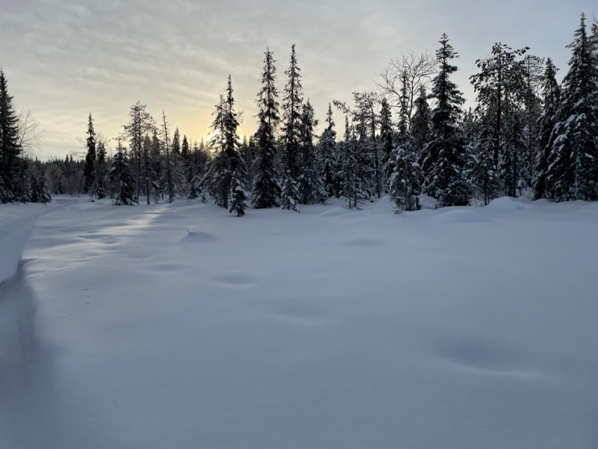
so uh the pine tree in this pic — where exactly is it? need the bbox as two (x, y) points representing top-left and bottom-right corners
(252, 48), (281, 208)
(110, 140), (136, 206)
(533, 58), (560, 199)
(280, 44), (303, 211)
(422, 33), (470, 207)
(546, 14), (598, 201)
(319, 103), (339, 198)
(0, 69), (22, 202)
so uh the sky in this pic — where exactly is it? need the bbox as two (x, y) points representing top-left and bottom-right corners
(0, 0), (596, 160)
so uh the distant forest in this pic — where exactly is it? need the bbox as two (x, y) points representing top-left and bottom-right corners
(1, 14), (597, 215)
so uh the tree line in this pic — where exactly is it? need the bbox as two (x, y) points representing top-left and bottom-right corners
(2, 14), (597, 214)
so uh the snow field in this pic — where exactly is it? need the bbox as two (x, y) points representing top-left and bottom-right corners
(1, 196), (598, 448)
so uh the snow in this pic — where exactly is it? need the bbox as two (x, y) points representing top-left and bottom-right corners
(2, 196), (598, 448)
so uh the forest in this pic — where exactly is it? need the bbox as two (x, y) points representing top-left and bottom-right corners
(1, 14), (597, 215)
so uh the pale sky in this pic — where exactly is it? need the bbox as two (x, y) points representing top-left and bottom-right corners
(1, 0), (595, 159)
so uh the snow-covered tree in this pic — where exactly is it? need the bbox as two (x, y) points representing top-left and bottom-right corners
(546, 14), (598, 201)
(0, 69), (23, 202)
(422, 33), (470, 207)
(280, 44), (303, 211)
(96, 141), (107, 199)
(252, 48), (280, 209)
(298, 100), (324, 204)
(83, 113), (96, 195)
(533, 58), (560, 199)
(110, 140), (136, 206)
(319, 103), (340, 198)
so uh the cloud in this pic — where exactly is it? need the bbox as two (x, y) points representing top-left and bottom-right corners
(1, 0), (596, 158)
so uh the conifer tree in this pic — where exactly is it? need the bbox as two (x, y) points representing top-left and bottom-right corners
(83, 113), (96, 195)
(124, 102), (154, 201)
(280, 44), (303, 211)
(110, 140), (136, 205)
(422, 33), (470, 207)
(546, 14), (598, 201)
(161, 112), (175, 203)
(378, 98), (394, 190)
(411, 85), (431, 160)
(533, 58), (560, 199)
(223, 76), (247, 216)
(96, 141), (107, 199)
(252, 48), (281, 208)
(320, 103), (339, 198)
(207, 77), (247, 215)
(298, 100), (324, 204)
(0, 69), (22, 202)
(470, 43), (529, 198)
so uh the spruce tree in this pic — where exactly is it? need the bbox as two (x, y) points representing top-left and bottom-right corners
(320, 103), (339, 198)
(223, 76), (247, 217)
(411, 85), (431, 161)
(470, 43), (529, 198)
(422, 33), (470, 207)
(252, 48), (281, 208)
(298, 100), (324, 204)
(546, 14), (598, 201)
(378, 98), (394, 191)
(0, 69), (22, 202)
(280, 44), (303, 211)
(110, 140), (136, 205)
(96, 141), (107, 199)
(83, 113), (96, 195)
(533, 58), (560, 199)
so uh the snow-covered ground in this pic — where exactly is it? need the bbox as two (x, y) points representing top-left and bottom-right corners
(1, 196), (598, 448)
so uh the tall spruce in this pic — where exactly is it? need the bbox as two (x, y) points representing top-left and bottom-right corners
(223, 76), (247, 217)
(280, 44), (303, 211)
(546, 14), (598, 201)
(110, 140), (136, 205)
(533, 58), (560, 199)
(252, 48), (281, 208)
(422, 33), (470, 207)
(471, 43), (529, 198)
(378, 98), (394, 191)
(0, 69), (22, 202)
(83, 113), (96, 195)
(161, 111), (175, 203)
(411, 85), (431, 160)
(320, 103), (340, 198)
(96, 141), (107, 199)
(298, 100), (324, 204)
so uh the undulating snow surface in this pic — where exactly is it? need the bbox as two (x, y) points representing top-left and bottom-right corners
(1, 196), (598, 448)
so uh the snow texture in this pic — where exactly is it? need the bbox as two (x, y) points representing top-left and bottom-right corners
(1, 196), (598, 448)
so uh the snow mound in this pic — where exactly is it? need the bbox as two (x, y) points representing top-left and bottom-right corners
(432, 209), (489, 224)
(318, 207), (348, 217)
(183, 230), (217, 243)
(419, 194), (439, 210)
(486, 197), (527, 211)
